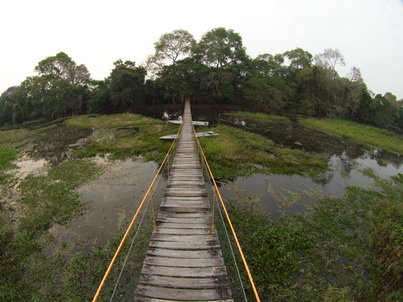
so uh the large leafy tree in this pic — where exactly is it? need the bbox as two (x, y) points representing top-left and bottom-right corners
(195, 28), (250, 103)
(197, 27), (247, 69)
(108, 60), (146, 111)
(154, 29), (195, 65)
(243, 76), (292, 113)
(35, 52), (90, 85)
(156, 57), (209, 103)
(146, 29), (196, 80)
(34, 52), (91, 118)
(284, 48), (313, 71)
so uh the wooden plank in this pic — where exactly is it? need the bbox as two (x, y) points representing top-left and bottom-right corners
(156, 223), (211, 229)
(143, 256), (224, 267)
(157, 212), (211, 219)
(159, 206), (210, 213)
(135, 298), (233, 302)
(146, 248), (221, 259)
(135, 284), (232, 301)
(160, 200), (208, 207)
(139, 264), (228, 278)
(138, 274), (230, 289)
(148, 240), (220, 250)
(164, 189), (207, 196)
(135, 100), (232, 301)
(157, 228), (211, 235)
(164, 191), (207, 198)
(163, 196), (207, 202)
(151, 234), (216, 242)
(156, 216), (211, 223)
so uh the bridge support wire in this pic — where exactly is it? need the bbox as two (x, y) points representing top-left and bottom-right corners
(92, 122), (182, 302)
(194, 127), (261, 302)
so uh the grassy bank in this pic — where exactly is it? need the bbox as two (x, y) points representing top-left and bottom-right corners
(225, 111), (289, 123)
(66, 113), (177, 161)
(200, 125), (328, 179)
(1, 111), (401, 301)
(0, 145), (17, 184)
(300, 118), (403, 154)
(0, 159), (102, 300)
(229, 172), (402, 301)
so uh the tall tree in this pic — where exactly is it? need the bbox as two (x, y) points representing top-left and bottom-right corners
(109, 60), (146, 111)
(154, 29), (195, 65)
(284, 48), (313, 70)
(314, 48), (345, 79)
(197, 27), (248, 69)
(146, 29), (196, 80)
(33, 52), (91, 117)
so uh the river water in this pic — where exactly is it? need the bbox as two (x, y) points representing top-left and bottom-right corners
(38, 105), (402, 248)
(142, 104), (403, 220)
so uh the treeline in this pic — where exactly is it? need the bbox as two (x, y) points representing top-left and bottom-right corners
(1, 28), (402, 132)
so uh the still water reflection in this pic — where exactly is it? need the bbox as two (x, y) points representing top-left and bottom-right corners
(50, 160), (158, 251)
(221, 153), (402, 220)
(140, 105), (402, 220)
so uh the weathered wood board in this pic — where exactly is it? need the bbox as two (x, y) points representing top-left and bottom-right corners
(134, 100), (233, 301)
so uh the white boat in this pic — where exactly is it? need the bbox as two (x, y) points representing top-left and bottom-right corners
(159, 131), (218, 140)
(196, 131), (218, 138)
(168, 120), (209, 126)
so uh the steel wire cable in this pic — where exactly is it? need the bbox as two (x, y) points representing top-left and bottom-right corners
(109, 195), (151, 301)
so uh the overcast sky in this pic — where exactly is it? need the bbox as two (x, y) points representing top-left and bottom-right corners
(1, 0), (402, 99)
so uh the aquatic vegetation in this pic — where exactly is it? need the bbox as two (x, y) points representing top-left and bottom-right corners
(225, 111), (289, 122)
(0, 159), (101, 300)
(229, 173), (403, 301)
(66, 114), (177, 161)
(0, 145), (17, 184)
(200, 125), (328, 179)
(300, 118), (403, 154)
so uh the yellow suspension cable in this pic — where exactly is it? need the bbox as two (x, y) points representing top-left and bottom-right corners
(193, 132), (261, 302)
(92, 122), (183, 302)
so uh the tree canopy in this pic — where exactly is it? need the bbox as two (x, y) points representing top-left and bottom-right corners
(1, 28), (402, 134)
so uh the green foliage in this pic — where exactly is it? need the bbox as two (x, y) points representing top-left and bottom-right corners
(1, 29), (402, 133)
(300, 117), (403, 154)
(197, 27), (248, 69)
(243, 76), (293, 112)
(225, 111), (289, 122)
(153, 29), (196, 64)
(19, 159), (101, 231)
(229, 173), (402, 301)
(66, 113), (177, 160)
(0, 145), (17, 184)
(109, 60), (146, 111)
(200, 125), (327, 179)
(0, 158), (101, 301)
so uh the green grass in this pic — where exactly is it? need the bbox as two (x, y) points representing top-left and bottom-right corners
(66, 114), (178, 161)
(200, 125), (327, 179)
(0, 159), (101, 301)
(18, 159), (101, 231)
(229, 173), (403, 301)
(300, 118), (403, 154)
(65, 113), (164, 129)
(225, 111), (289, 122)
(0, 145), (18, 184)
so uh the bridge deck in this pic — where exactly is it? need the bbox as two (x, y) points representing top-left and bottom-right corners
(134, 100), (233, 301)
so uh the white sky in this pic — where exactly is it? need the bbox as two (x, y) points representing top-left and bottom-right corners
(1, 0), (402, 99)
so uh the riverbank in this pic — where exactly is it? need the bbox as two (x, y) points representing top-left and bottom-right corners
(0, 111), (402, 301)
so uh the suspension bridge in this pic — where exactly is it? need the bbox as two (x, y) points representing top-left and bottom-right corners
(93, 99), (260, 301)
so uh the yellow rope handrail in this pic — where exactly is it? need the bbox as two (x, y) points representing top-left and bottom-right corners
(193, 127), (261, 301)
(92, 122), (182, 302)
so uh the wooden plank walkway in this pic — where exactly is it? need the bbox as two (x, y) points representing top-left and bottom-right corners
(134, 100), (233, 301)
